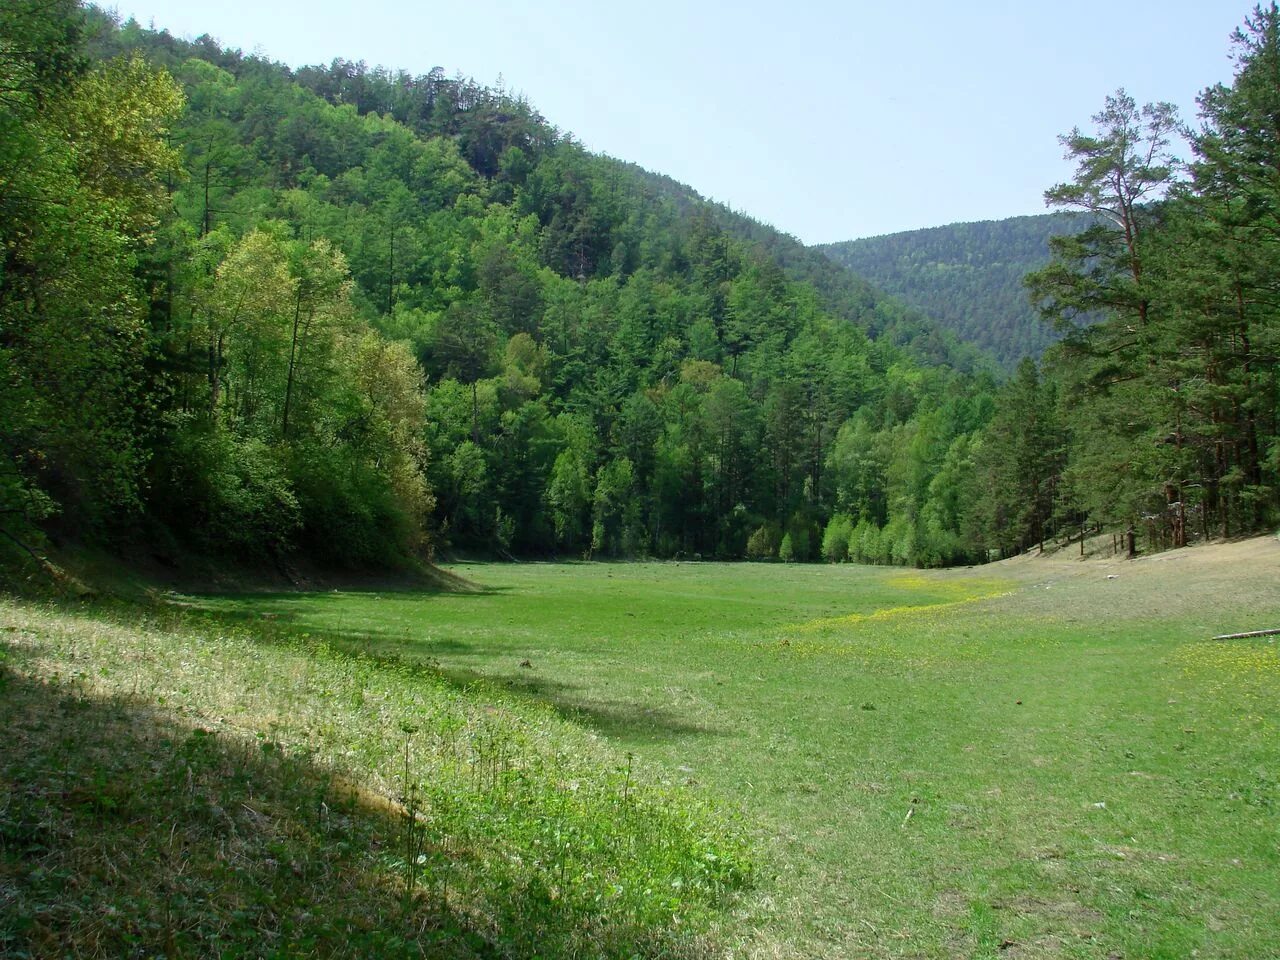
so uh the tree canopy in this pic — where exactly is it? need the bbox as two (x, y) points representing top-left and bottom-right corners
(2, 3), (1276, 577)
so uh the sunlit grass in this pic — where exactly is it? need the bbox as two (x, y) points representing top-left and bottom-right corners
(784, 577), (1012, 636)
(7, 546), (1280, 959)
(0, 597), (750, 958)
(178, 553), (1280, 958)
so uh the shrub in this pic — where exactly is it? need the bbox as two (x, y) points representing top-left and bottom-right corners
(852, 518), (883, 564)
(158, 423), (300, 556)
(788, 522), (811, 562)
(821, 513), (854, 562)
(746, 523), (780, 560)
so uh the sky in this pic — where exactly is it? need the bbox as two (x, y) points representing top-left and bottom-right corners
(108, 0), (1250, 244)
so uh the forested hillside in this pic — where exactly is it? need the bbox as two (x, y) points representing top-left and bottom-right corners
(0, 1), (999, 576)
(2, 1), (1277, 581)
(819, 213), (1090, 368)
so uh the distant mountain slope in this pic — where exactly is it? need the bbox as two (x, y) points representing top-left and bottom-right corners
(818, 213), (1090, 368)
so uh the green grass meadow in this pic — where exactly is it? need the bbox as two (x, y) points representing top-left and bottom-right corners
(4, 547), (1279, 957)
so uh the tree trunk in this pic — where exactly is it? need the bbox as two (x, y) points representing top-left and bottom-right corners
(208, 334), (223, 418)
(386, 229), (396, 315)
(471, 380), (479, 444)
(201, 154), (212, 238)
(282, 286), (304, 440)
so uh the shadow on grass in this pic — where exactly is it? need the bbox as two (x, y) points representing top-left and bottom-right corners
(0, 642), (718, 960)
(0, 650), (486, 958)
(166, 581), (514, 626)
(452, 664), (728, 746)
(160, 597), (727, 746)
(188, 580), (516, 608)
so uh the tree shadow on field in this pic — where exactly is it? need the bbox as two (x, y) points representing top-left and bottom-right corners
(0, 641), (716, 960)
(163, 599), (729, 746)
(460, 663), (729, 746)
(0, 647), (486, 959)
(357, 634), (729, 746)
(173, 581), (515, 630)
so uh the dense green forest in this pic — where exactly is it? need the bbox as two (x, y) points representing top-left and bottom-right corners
(0, 0), (1004, 572)
(1, 1), (1277, 578)
(819, 213), (1091, 368)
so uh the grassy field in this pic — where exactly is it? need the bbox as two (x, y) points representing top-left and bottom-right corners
(5, 539), (1280, 957)
(1, 593), (749, 957)
(174, 540), (1280, 959)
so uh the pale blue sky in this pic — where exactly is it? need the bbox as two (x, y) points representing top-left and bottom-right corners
(109, 0), (1249, 243)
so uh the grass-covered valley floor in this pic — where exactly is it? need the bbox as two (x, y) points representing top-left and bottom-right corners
(3, 539), (1279, 958)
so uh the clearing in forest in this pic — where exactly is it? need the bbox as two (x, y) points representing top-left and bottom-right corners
(176, 537), (1280, 959)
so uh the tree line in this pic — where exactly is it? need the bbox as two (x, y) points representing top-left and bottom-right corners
(992, 6), (1280, 556)
(2, 2), (1276, 577)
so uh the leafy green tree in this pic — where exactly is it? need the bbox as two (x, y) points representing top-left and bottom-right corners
(917, 433), (985, 565)
(850, 518), (884, 564)
(1, 4), (182, 542)
(1025, 91), (1183, 540)
(591, 457), (640, 557)
(173, 59), (254, 238)
(974, 360), (1066, 556)
(282, 238), (355, 439)
(547, 450), (590, 550)
(431, 300), (498, 441)
(829, 415), (889, 526)
(1169, 2), (1280, 535)
(821, 514), (854, 562)
(446, 440), (492, 542)
(785, 516), (814, 562)
(474, 208), (544, 336)
(542, 412), (596, 552)
(490, 399), (557, 552)
(745, 523), (780, 560)
(338, 332), (434, 553)
(162, 427), (301, 556)
(703, 377), (756, 534)
(200, 230), (296, 427)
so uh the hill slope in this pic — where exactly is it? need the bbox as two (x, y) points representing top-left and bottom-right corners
(2, 6), (996, 569)
(818, 213), (1090, 368)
